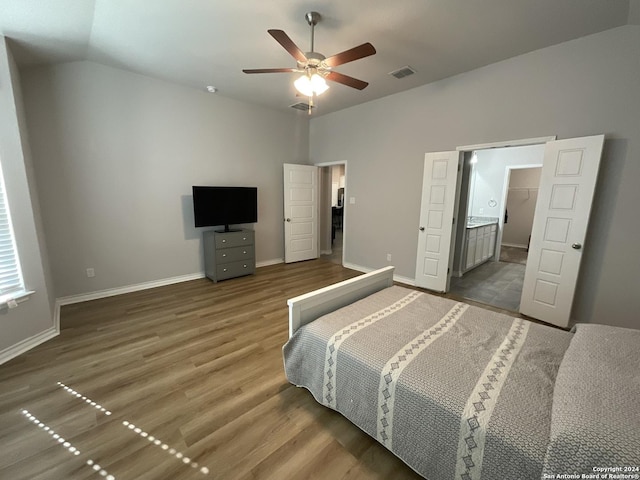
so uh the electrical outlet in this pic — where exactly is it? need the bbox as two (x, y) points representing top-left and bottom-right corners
(86, 268), (95, 278)
(349, 196), (356, 204)
(387, 253), (392, 262)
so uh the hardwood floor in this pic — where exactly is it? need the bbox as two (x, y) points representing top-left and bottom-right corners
(0, 260), (423, 480)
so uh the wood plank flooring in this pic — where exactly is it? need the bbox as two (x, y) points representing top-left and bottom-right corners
(0, 260), (425, 480)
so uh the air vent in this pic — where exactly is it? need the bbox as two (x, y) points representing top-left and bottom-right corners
(289, 102), (316, 111)
(389, 66), (416, 79)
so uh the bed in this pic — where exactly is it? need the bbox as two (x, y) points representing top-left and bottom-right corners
(283, 267), (640, 480)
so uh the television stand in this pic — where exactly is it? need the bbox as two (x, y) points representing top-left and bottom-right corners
(203, 229), (255, 282)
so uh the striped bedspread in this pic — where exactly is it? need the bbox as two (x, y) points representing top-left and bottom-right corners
(283, 286), (573, 479)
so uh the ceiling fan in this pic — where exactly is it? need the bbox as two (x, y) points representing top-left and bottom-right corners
(243, 11), (376, 113)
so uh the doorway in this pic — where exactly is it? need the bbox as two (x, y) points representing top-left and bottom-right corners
(449, 145), (543, 312)
(416, 135), (604, 327)
(319, 163), (345, 265)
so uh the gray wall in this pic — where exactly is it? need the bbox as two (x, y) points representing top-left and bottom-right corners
(0, 37), (54, 353)
(502, 168), (542, 247)
(310, 25), (640, 329)
(21, 61), (309, 298)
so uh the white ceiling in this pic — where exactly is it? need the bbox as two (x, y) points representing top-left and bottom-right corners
(0, 0), (633, 116)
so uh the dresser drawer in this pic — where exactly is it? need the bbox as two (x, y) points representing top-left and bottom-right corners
(215, 231), (254, 249)
(215, 245), (255, 263)
(216, 260), (255, 280)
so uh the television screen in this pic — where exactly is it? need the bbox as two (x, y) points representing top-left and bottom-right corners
(192, 186), (257, 229)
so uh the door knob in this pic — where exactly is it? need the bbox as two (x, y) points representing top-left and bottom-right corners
(419, 227), (425, 231)
(572, 243), (582, 250)
(286, 218), (291, 222)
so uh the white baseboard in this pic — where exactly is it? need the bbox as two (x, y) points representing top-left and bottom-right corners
(343, 262), (416, 287)
(55, 260), (285, 317)
(0, 326), (59, 366)
(256, 258), (284, 268)
(56, 272), (207, 306)
(320, 249), (332, 255)
(501, 243), (528, 249)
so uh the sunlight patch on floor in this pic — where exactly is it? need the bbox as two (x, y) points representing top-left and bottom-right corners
(20, 383), (211, 478)
(122, 420), (209, 475)
(57, 382), (112, 415)
(21, 409), (116, 479)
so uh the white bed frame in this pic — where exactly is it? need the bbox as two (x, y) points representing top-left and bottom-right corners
(287, 266), (395, 338)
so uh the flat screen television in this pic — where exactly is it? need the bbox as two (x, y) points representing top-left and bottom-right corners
(192, 186), (257, 232)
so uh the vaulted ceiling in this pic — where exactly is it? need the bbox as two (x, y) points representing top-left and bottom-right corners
(1, 1), (634, 115)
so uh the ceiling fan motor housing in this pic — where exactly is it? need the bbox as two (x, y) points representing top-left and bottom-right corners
(300, 52), (327, 69)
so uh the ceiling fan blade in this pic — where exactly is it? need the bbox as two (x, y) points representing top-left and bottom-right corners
(323, 43), (376, 67)
(243, 68), (298, 74)
(325, 71), (369, 90)
(268, 29), (308, 63)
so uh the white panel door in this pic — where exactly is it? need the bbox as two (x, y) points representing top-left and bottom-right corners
(283, 164), (319, 263)
(415, 151), (460, 292)
(520, 135), (604, 327)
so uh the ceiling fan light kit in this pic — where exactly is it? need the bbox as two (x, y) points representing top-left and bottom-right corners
(243, 11), (376, 113)
(294, 72), (329, 97)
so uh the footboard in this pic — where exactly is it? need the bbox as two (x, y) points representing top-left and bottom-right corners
(286, 266), (395, 338)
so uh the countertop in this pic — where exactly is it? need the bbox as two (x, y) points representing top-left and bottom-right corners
(466, 217), (499, 229)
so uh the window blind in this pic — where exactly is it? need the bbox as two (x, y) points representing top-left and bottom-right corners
(0, 162), (25, 298)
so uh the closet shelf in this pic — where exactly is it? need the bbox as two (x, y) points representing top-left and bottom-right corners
(508, 187), (538, 199)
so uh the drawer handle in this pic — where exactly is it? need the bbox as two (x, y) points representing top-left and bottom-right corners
(242, 237), (247, 241)
(243, 250), (247, 254)
(222, 239), (226, 243)
(243, 264), (247, 268)
(222, 253), (226, 257)
(223, 268), (227, 272)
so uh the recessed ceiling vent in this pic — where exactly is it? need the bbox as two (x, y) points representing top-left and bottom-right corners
(389, 66), (416, 79)
(289, 102), (316, 111)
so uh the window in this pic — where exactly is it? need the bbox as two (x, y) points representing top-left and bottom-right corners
(0, 158), (27, 305)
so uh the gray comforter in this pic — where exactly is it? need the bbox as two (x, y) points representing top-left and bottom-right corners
(283, 286), (639, 479)
(543, 324), (640, 478)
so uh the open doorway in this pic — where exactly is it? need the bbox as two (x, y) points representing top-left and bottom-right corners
(320, 164), (345, 265)
(416, 135), (603, 327)
(449, 145), (543, 311)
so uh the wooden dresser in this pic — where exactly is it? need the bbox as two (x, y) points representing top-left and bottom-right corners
(203, 229), (255, 282)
